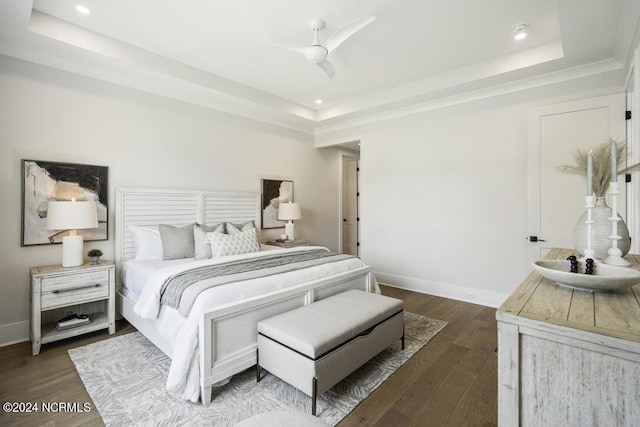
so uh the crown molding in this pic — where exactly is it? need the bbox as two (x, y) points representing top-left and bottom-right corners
(314, 59), (625, 136)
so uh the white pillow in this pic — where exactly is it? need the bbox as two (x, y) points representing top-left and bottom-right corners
(129, 225), (163, 260)
(226, 221), (256, 235)
(207, 228), (260, 258)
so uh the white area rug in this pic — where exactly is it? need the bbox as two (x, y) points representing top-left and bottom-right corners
(69, 312), (446, 426)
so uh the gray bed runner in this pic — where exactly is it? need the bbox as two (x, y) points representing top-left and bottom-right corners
(160, 249), (354, 316)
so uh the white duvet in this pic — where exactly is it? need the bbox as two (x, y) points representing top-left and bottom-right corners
(131, 246), (375, 402)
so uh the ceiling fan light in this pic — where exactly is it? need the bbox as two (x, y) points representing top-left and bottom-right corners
(306, 45), (328, 62)
(512, 23), (528, 41)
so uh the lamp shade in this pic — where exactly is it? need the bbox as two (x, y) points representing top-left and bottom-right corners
(278, 202), (301, 221)
(46, 200), (98, 230)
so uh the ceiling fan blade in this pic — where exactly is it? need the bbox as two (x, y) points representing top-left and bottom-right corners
(246, 38), (310, 56)
(316, 60), (335, 79)
(324, 16), (375, 54)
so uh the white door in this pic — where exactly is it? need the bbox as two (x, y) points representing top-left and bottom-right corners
(627, 59), (640, 254)
(342, 158), (359, 256)
(627, 89), (638, 253)
(527, 94), (626, 262)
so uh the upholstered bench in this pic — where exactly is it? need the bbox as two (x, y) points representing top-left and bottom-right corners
(256, 289), (404, 415)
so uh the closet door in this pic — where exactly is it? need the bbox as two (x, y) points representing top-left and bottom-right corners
(527, 94), (625, 262)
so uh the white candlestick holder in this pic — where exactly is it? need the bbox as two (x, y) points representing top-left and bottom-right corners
(581, 195), (597, 262)
(602, 181), (630, 266)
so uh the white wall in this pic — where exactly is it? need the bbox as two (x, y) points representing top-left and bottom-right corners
(317, 71), (626, 307)
(0, 55), (342, 346)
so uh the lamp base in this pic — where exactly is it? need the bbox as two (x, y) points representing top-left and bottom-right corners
(62, 235), (84, 267)
(284, 222), (295, 241)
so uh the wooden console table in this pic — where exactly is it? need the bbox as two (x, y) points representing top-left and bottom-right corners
(497, 248), (640, 426)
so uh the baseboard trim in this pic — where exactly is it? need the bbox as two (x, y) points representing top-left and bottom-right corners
(0, 320), (29, 348)
(374, 271), (508, 308)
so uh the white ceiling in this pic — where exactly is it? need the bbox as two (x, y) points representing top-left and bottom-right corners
(0, 0), (638, 135)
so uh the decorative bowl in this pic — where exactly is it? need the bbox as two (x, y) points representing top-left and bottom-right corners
(532, 260), (640, 292)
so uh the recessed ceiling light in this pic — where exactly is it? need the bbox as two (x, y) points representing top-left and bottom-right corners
(76, 5), (91, 15)
(512, 24), (528, 41)
(315, 99), (323, 105)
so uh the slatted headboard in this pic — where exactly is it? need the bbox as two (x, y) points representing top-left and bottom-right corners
(115, 187), (260, 272)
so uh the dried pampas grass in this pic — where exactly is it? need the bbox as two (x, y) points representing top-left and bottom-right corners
(556, 140), (640, 196)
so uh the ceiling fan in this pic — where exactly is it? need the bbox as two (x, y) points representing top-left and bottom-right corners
(250, 16), (376, 79)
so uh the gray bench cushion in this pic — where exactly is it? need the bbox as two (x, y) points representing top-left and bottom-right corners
(257, 289), (403, 358)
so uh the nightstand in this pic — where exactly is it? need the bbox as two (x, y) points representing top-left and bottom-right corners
(265, 239), (311, 248)
(30, 261), (115, 356)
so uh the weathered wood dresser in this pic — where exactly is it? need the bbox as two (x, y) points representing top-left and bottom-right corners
(497, 248), (640, 426)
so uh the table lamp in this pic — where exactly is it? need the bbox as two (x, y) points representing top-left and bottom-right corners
(46, 200), (98, 267)
(278, 201), (301, 240)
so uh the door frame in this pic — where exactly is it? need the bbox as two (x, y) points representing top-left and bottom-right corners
(339, 149), (360, 256)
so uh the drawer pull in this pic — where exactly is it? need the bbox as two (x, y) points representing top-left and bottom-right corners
(52, 284), (102, 294)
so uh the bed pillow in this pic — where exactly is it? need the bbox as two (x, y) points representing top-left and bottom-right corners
(159, 223), (196, 260)
(129, 225), (163, 260)
(207, 228), (260, 258)
(226, 220), (256, 235)
(194, 223), (225, 260)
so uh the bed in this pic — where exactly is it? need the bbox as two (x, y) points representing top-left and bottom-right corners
(114, 187), (376, 404)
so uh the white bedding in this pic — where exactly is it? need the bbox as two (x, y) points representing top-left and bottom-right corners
(124, 246), (376, 402)
(121, 244), (280, 302)
(122, 258), (190, 302)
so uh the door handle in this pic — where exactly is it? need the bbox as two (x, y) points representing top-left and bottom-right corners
(528, 235), (546, 242)
(343, 219), (347, 222)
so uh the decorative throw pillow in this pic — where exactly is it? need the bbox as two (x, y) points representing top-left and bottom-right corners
(129, 225), (163, 260)
(207, 228), (260, 258)
(226, 220), (256, 235)
(194, 223), (225, 260)
(159, 223), (196, 260)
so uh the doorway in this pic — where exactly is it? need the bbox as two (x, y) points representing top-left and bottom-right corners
(341, 153), (359, 256)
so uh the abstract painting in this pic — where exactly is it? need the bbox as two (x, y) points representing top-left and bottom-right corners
(22, 160), (108, 246)
(261, 179), (293, 229)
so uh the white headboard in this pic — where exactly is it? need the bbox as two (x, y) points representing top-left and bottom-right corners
(115, 187), (260, 271)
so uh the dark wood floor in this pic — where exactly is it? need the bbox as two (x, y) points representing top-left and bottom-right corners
(0, 286), (498, 427)
(339, 286), (498, 427)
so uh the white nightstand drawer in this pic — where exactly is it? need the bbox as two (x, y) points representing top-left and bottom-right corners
(41, 283), (109, 310)
(41, 270), (109, 293)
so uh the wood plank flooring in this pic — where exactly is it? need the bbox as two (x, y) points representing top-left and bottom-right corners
(0, 285), (498, 427)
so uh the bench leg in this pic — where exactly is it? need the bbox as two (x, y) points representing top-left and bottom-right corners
(256, 348), (261, 382)
(312, 377), (317, 416)
(401, 323), (406, 350)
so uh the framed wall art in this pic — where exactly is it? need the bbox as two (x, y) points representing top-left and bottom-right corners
(261, 179), (293, 229)
(22, 160), (108, 246)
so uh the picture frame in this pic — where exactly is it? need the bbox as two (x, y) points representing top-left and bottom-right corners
(22, 159), (109, 246)
(261, 179), (293, 229)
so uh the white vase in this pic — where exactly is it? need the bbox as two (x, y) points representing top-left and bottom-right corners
(573, 197), (630, 259)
